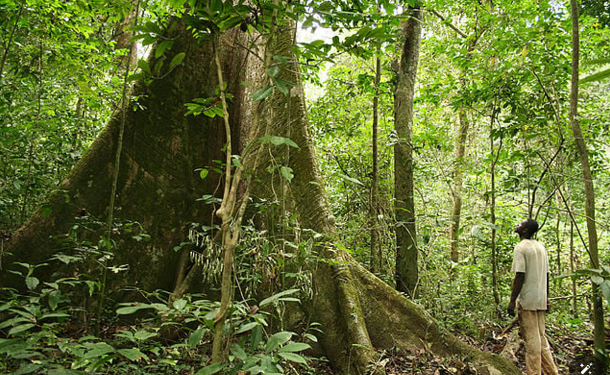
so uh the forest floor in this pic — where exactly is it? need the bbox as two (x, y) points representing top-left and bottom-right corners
(308, 321), (606, 375)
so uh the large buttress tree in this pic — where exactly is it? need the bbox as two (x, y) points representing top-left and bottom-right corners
(1, 6), (520, 375)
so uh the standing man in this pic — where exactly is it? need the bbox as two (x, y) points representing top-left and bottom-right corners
(507, 218), (559, 375)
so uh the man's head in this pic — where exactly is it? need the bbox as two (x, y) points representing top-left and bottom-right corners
(514, 218), (539, 239)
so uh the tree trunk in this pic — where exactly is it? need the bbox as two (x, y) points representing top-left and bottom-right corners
(0, 20), (247, 291)
(449, 108), (469, 262)
(370, 54), (382, 274)
(490, 109), (501, 309)
(1, 16), (521, 375)
(569, 0), (606, 362)
(394, 6), (421, 298)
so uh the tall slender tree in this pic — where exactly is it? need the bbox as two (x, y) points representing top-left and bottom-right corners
(569, 0), (606, 364)
(394, 4), (422, 297)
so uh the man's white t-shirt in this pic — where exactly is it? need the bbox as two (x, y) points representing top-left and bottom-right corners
(511, 239), (549, 311)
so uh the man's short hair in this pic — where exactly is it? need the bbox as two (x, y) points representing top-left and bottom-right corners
(524, 218), (539, 235)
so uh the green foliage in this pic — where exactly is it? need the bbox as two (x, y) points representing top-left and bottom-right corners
(580, 58), (610, 83)
(1, 257), (314, 374)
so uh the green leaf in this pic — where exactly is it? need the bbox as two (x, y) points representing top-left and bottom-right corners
(0, 317), (29, 330)
(83, 342), (115, 358)
(278, 352), (307, 363)
(195, 363), (226, 375)
(230, 343), (247, 361)
(210, 0), (223, 14)
(0, 338), (25, 352)
(25, 276), (39, 291)
(134, 330), (157, 341)
(600, 280), (610, 305)
(116, 304), (155, 315)
(273, 78), (289, 95)
(173, 299), (187, 311)
(188, 326), (206, 347)
(259, 288), (300, 307)
(170, 52), (186, 70)
(169, 0), (188, 9)
(138, 59), (151, 75)
(339, 173), (364, 186)
(278, 342), (310, 352)
(258, 136), (299, 148)
(280, 166), (294, 182)
(268, 65), (280, 78)
(232, 155), (243, 168)
(591, 275), (604, 285)
(199, 169), (209, 179)
(273, 55), (289, 63)
(253, 85), (273, 101)
(154, 60), (164, 75)
(235, 321), (258, 334)
(41, 206), (52, 217)
(47, 369), (86, 375)
(117, 348), (148, 362)
(250, 325), (263, 350)
(40, 313), (70, 320)
(13, 363), (41, 375)
(127, 73), (144, 82)
(8, 324), (36, 336)
(265, 331), (293, 353)
(156, 40), (174, 58)
(580, 68), (610, 84)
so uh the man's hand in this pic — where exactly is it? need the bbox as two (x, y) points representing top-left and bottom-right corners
(507, 300), (516, 317)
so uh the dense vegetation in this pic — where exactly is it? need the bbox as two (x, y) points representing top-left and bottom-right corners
(1, 0), (609, 373)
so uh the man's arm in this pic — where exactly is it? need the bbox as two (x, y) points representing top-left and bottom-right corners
(508, 272), (525, 316)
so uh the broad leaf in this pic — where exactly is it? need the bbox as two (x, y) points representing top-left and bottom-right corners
(195, 363), (225, 375)
(258, 136), (299, 148)
(278, 352), (308, 363)
(170, 52), (186, 70)
(188, 326), (206, 347)
(265, 331), (293, 353)
(279, 342), (310, 352)
(83, 342), (115, 358)
(259, 288), (300, 307)
(8, 324), (36, 336)
(253, 85), (273, 101)
(235, 321), (259, 334)
(118, 348), (148, 362)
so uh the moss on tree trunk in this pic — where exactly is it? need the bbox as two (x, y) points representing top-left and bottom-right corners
(1, 21), (248, 292)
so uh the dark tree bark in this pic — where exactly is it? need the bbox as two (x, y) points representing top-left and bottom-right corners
(1, 15), (521, 375)
(394, 6), (421, 298)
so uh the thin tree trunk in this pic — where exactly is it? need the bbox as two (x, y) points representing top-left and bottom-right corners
(570, 220), (578, 318)
(394, 5), (422, 297)
(569, 0), (606, 361)
(370, 54), (381, 274)
(490, 108), (501, 309)
(450, 108), (469, 262)
(555, 210), (561, 290)
(0, 0), (24, 87)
